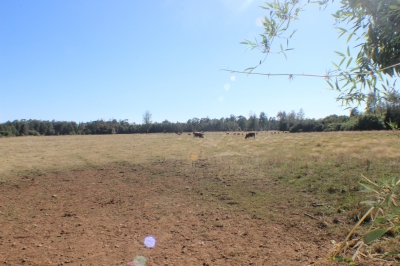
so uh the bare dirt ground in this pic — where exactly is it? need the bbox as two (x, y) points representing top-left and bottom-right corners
(1, 132), (399, 265)
(1, 160), (335, 266)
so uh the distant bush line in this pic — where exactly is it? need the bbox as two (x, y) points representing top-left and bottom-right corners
(1, 107), (399, 137)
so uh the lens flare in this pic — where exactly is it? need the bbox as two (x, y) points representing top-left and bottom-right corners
(144, 236), (156, 248)
(224, 84), (230, 91)
(127, 255), (147, 266)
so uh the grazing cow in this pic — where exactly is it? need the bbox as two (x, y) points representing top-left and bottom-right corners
(245, 132), (256, 139)
(193, 132), (204, 138)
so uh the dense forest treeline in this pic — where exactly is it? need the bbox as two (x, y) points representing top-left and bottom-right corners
(1, 103), (399, 137)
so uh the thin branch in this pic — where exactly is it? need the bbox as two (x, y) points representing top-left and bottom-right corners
(378, 62), (400, 72)
(221, 69), (330, 78)
(221, 62), (400, 79)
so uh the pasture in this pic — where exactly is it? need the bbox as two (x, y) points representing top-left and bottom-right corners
(0, 131), (399, 265)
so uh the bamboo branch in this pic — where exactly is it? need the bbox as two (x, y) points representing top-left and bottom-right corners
(333, 206), (374, 258)
(220, 62), (400, 79)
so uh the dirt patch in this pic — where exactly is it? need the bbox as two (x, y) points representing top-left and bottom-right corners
(0, 160), (344, 265)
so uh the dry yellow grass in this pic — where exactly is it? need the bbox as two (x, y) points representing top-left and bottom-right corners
(1, 131), (399, 181)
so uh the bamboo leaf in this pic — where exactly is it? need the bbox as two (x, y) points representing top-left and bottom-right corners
(332, 62), (340, 69)
(334, 51), (345, 57)
(338, 30), (347, 38)
(373, 218), (387, 223)
(346, 33), (353, 43)
(359, 182), (379, 192)
(339, 57), (346, 67)
(361, 200), (377, 205)
(332, 256), (344, 262)
(346, 57), (353, 68)
(363, 228), (390, 244)
(336, 27), (347, 33)
(377, 1), (382, 10)
(289, 29), (297, 38)
(384, 252), (400, 256)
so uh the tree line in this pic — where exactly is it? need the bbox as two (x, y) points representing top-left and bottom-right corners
(1, 104), (399, 137)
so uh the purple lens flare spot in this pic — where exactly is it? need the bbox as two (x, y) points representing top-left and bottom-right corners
(144, 236), (156, 248)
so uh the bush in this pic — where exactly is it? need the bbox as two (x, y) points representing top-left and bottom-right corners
(289, 120), (322, 132)
(341, 115), (384, 131)
(28, 130), (40, 136)
(357, 115), (385, 130)
(324, 123), (342, 131)
(0, 131), (11, 136)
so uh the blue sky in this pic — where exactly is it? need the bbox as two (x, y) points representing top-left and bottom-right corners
(1, 0), (355, 124)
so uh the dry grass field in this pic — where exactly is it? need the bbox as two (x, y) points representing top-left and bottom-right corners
(1, 131), (399, 265)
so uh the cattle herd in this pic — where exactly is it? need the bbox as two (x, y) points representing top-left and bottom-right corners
(164, 131), (287, 139)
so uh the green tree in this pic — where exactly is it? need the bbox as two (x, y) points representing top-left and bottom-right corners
(20, 122), (29, 136)
(297, 108), (305, 121)
(259, 112), (268, 130)
(287, 110), (296, 126)
(237, 116), (247, 131)
(247, 112), (258, 131)
(191, 117), (200, 131)
(142, 110), (152, 133)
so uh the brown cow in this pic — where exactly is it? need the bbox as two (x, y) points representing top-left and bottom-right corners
(193, 132), (204, 138)
(245, 132), (256, 139)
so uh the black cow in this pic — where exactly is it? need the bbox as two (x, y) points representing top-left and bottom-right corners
(193, 132), (204, 138)
(245, 132), (256, 139)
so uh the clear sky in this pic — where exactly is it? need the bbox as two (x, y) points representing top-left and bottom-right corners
(1, 0), (354, 124)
